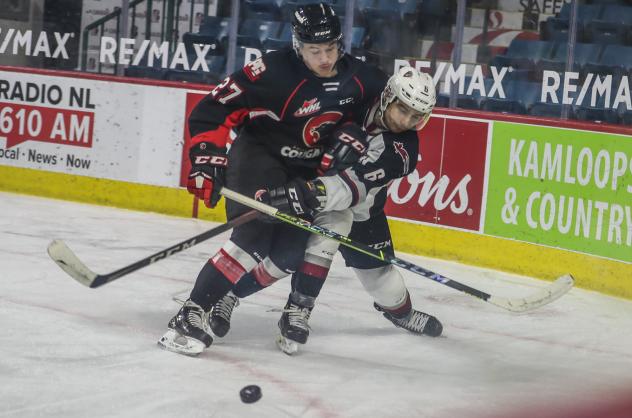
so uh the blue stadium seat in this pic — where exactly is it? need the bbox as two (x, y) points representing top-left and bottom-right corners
(481, 80), (540, 114)
(199, 16), (231, 37)
(584, 44), (632, 80)
(262, 22), (292, 51)
(539, 43), (603, 74)
(492, 40), (555, 71)
(543, 17), (570, 41)
(183, 31), (227, 56)
(243, 0), (282, 21)
(586, 5), (632, 44)
(543, 4), (603, 42)
(238, 19), (284, 48)
(594, 4), (632, 24)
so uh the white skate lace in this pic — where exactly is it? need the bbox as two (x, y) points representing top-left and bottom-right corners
(399, 310), (429, 333)
(287, 304), (311, 331)
(212, 292), (239, 322)
(183, 301), (205, 329)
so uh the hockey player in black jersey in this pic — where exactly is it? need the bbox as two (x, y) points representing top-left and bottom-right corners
(158, 3), (388, 356)
(208, 66), (442, 354)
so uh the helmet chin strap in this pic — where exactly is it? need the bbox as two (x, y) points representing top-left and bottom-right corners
(376, 108), (388, 131)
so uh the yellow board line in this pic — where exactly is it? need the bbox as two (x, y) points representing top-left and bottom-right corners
(0, 166), (226, 222)
(389, 219), (632, 300)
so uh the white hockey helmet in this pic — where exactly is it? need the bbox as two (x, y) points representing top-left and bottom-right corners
(380, 66), (436, 130)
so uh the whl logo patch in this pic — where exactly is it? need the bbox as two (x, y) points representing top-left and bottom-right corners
(294, 98), (321, 117)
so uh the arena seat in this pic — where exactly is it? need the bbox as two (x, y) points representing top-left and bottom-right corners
(262, 22), (292, 51)
(237, 19), (284, 49)
(538, 42), (603, 75)
(242, 0), (282, 21)
(492, 40), (555, 71)
(583, 44), (632, 81)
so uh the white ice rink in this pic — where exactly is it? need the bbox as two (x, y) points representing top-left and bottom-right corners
(1, 191), (631, 418)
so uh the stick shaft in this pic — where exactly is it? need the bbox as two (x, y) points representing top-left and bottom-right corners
(220, 188), (573, 313)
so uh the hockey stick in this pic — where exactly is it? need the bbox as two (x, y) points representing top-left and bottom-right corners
(47, 209), (260, 288)
(221, 188), (574, 313)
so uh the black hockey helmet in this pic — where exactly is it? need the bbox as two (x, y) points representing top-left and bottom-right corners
(291, 3), (343, 53)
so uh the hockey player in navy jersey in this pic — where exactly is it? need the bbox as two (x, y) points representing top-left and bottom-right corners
(209, 66), (442, 354)
(158, 3), (388, 356)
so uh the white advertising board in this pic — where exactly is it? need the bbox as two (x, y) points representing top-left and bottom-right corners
(0, 69), (197, 187)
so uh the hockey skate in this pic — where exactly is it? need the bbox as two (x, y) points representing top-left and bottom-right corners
(158, 299), (213, 356)
(208, 291), (239, 337)
(276, 299), (313, 355)
(375, 303), (443, 337)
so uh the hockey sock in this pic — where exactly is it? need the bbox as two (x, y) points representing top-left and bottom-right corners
(232, 272), (264, 298)
(376, 290), (412, 319)
(190, 262), (235, 311)
(233, 258), (288, 298)
(292, 260), (330, 299)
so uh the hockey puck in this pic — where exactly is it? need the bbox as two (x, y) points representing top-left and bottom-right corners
(239, 385), (262, 403)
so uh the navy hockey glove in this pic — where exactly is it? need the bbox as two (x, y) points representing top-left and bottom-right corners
(256, 179), (326, 219)
(319, 123), (368, 174)
(187, 142), (228, 208)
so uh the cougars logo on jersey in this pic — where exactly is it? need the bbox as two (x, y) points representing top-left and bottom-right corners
(302, 111), (343, 147)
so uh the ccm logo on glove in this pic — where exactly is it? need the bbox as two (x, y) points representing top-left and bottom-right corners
(193, 155), (228, 165)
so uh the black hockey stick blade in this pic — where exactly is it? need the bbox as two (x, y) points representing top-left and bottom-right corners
(220, 188), (574, 313)
(47, 209), (259, 288)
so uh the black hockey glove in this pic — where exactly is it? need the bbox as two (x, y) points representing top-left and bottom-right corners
(319, 123), (369, 174)
(256, 179), (326, 219)
(187, 142), (228, 208)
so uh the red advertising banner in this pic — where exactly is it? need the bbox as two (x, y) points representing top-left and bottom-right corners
(0, 101), (94, 149)
(385, 116), (489, 232)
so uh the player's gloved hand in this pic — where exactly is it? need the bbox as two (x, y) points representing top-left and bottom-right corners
(187, 142), (228, 208)
(256, 179), (326, 218)
(319, 123), (369, 174)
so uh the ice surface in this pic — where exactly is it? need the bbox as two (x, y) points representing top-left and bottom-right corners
(1, 191), (631, 418)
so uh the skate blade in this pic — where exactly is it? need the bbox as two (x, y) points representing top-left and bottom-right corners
(276, 334), (299, 355)
(157, 329), (205, 357)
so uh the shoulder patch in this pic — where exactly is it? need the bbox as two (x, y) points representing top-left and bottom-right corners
(393, 141), (410, 174)
(243, 57), (267, 81)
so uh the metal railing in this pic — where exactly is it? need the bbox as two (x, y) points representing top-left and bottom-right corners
(81, 0), (146, 72)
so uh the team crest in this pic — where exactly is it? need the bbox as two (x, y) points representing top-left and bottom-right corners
(294, 98), (321, 117)
(393, 141), (410, 174)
